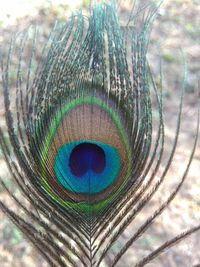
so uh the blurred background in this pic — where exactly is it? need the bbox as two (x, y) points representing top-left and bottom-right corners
(0, 0), (200, 266)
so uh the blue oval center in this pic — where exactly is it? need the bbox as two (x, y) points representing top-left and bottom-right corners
(54, 140), (121, 194)
(69, 143), (106, 177)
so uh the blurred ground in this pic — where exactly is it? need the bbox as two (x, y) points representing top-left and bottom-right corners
(0, 0), (200, 266)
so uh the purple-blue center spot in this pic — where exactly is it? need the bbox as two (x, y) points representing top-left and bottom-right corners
(69, 142), (106, 177)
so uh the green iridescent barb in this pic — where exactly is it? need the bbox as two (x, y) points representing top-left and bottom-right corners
(0, 1), (199, 266)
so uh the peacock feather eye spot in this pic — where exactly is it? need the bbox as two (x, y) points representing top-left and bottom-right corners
(41, 96), (132, 204)
(69, 142), (106, 177)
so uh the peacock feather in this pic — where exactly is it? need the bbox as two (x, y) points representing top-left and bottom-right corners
(0, 0), (199, 266)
